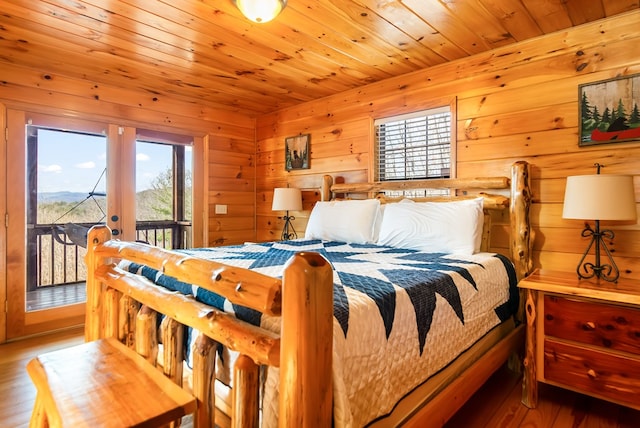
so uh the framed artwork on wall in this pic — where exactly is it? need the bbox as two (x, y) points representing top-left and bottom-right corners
(285, 134), (310, 170)
(579, 73), (640, 146)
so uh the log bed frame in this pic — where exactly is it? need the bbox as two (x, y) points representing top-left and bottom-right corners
(84, 160), (532, 427)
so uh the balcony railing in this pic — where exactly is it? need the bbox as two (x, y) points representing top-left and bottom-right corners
(27, 221), (192, 292)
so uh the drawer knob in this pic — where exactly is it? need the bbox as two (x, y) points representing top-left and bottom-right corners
(582, 321), (596, 331)
(615, 316), (628, 325)
(587, 369), (598, 379)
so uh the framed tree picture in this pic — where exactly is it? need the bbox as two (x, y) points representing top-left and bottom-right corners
(285, 134), (310, 170)
(579, 73), (640, 146)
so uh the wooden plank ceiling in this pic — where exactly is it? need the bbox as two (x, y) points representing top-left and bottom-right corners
(1, 0), (638, 116)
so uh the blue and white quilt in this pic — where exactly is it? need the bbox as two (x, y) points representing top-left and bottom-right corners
(123, 239), (517, 427)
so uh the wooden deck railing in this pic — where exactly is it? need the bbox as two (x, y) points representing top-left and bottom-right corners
(27, 221), (191, 292)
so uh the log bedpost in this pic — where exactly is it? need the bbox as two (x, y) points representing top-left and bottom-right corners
(85, 225), (112, 342)
(510, 161), (533, 282)
(321, 175), (333, 201)
(279, 252), (333, 427)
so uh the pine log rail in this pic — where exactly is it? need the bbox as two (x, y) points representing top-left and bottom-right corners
(84, 225), (333, 427)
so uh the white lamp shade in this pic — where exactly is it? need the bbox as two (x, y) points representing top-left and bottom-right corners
(272, 188), (302, 211)
(562, 174), (637, 221)
(235, 0), (286, 23)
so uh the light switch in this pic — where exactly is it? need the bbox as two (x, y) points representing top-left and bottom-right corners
(215, 204), (228, 214)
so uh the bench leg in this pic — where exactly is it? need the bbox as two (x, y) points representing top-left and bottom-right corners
(29, 393), (48, 428)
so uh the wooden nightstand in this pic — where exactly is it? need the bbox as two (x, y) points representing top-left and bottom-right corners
(519, 269), (640, 410)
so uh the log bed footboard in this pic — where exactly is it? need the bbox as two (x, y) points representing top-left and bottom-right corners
(83, 161), (532, 427)
(85, 228), (333, 427)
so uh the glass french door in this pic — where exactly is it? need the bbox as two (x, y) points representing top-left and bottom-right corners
(5, 111), (135, 339)
(25, 127), (107, 312)
(134, 132), (194, 250)
(4, 111), (201, 340)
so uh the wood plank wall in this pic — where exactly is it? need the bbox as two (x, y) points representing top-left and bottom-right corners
(256, 10), (640, 280)
(0, 103), (6, 344)
(0, 66), (256, 247)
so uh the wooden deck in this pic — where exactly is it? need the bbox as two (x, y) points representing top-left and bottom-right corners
(26, 283), (86, 312)
(2, 327), (640, 427)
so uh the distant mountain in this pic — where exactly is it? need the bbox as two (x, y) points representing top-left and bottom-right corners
(38, 191), (105, 203)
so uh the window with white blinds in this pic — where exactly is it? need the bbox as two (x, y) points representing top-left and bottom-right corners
(374, 106), (452, 182)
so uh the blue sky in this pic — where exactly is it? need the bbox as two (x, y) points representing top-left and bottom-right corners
(37, 129), (192, 193)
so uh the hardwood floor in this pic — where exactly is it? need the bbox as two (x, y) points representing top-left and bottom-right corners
(0, 326), (84, 427)
(445, 365), (640, 428)
(2, 327), (639, 427)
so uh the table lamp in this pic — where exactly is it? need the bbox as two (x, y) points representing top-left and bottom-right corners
(562, 163), (637, 282)
(272, 187), (302, 240)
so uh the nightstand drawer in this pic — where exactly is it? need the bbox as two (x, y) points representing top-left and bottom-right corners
(544, 295), (640, 354)
(544, 339), (640, 408)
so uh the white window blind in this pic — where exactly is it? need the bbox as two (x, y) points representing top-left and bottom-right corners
(374, 106), (451, 182)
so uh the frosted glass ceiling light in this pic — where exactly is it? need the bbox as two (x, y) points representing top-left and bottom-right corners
(235, 0), (287, 23)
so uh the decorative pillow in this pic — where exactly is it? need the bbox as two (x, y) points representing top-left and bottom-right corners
(377, 198), (484, 254)
(305, 199), (381, 244)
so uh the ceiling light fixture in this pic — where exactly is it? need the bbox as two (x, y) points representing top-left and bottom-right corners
(234, 0), (287, 23)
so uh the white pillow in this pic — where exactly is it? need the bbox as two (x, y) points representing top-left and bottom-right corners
(373, 199), (414, 241)
(305, 199), (381, 244)
(377, 198), (484, 254)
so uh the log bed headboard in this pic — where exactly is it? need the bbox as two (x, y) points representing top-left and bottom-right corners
(83, 160), (532, 427)
(322, 160), (532, 281)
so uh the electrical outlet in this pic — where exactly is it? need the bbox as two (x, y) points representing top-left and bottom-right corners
(215, 204), (228, 214)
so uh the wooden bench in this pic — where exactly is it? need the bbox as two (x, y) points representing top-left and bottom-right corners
(26, 337), (197, 428)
